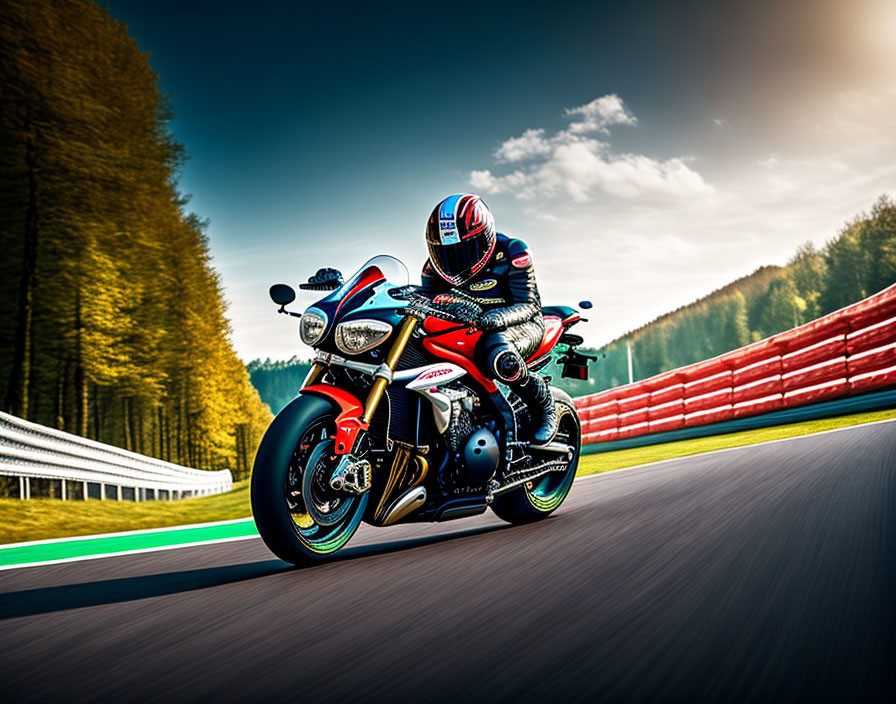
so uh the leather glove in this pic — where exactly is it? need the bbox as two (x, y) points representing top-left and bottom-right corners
(432, 293), (483, 326)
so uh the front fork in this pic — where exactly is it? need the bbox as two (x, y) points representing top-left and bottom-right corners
(362, 315), (418, 424)
(302, 315), (419, 455)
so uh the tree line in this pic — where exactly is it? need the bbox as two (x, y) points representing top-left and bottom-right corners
(0, 0), (271, 478)
(247, 357), (313, 415)
(551, 195), (896, 396)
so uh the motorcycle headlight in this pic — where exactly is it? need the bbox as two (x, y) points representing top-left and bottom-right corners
(300, 308), (328, 346)
(335, 319), (393, 355)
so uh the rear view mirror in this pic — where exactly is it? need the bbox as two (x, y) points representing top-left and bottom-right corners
(270, 284), (296, 306)
(579, 300), (593, 310)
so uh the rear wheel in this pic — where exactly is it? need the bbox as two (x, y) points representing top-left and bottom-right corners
(490, 388), (580, 524)
(251, 395), (369, 564)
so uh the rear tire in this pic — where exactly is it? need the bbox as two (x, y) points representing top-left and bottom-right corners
(490, 388), (580, 524)
(251, 395), (369, 565)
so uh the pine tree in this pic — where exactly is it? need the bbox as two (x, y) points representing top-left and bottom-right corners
(787, 242), (826, 320)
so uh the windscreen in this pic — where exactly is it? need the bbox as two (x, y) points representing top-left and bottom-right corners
(331, 255), (409, 300)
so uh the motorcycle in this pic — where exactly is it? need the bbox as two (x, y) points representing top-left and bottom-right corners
(251, 255), (594, 564)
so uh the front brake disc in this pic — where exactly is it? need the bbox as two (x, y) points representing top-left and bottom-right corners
(301, 441), (353, 526)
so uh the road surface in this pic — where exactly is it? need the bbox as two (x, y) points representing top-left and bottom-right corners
(1, 421), (894, 702)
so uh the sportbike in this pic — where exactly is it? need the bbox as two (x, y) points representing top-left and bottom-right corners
(251, 255), (594, 563)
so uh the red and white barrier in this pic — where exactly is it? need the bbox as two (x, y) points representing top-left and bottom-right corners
(575, 283), (896, 446)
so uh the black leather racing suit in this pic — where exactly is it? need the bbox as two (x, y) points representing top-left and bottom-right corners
(421, 233), (546, 392)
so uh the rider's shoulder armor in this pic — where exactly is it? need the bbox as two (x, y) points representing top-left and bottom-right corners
(453, 234), (534, 307)
(504, 237), (533, 270)
(488, 234), (532, 275)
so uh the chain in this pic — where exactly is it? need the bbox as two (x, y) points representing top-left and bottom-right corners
(499, 457), (567, 486)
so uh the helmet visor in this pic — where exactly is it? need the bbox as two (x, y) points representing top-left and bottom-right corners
(428, 234), (491, 285)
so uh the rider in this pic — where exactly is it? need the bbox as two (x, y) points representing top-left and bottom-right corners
(420, 193), (557, 444)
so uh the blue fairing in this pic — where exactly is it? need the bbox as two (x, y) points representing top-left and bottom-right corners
(306, 255), (412, 355)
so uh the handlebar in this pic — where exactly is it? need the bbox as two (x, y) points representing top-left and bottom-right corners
(402, 295), (465, 324)
(404, 292), (488, 331)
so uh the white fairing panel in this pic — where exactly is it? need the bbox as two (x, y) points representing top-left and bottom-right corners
(404, 363), (467, 434)
(404, 364), (466, 390)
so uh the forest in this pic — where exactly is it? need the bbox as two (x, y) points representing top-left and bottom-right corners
(246, 196), (896, 408)
(247, 357), (313, 415)
(0, 0), (271, 478)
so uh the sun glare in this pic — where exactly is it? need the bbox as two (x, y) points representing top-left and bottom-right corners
(865, 0), (896, 63)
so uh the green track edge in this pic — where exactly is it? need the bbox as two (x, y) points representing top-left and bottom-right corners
(0, 518), (258, 568)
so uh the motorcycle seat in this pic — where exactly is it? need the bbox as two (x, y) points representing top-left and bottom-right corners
(541, 305), (578, 322)
(527, 315), (564, 363)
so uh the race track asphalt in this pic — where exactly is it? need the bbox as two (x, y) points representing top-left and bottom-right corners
(1, 421), (894, 703)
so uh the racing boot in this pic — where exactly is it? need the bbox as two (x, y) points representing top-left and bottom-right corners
(515, 372), (557, 445)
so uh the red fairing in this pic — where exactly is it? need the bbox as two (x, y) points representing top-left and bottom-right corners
(335, 267), (385, 315)
(527, 316), (563, 362)
(301, 384), (369, 454)
(422, 316), (483, 359)
(423, 338), (498, 393)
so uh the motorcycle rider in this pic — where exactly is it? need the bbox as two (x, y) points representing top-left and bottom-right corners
(420, 193), (557, 444)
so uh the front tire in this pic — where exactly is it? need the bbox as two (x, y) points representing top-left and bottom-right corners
(491, 388), (580, 524)
(251, 395), (369, 565)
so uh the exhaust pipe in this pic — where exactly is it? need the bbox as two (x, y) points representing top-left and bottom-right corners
(381, 486), (427, 526)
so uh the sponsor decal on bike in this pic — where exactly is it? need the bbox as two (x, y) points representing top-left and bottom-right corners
(470, 278), (497, 291)
(417, 366), (454, 381)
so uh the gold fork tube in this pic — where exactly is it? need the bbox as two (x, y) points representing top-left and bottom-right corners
(362, 316), (418, 424)
(301, 362), (325, 389)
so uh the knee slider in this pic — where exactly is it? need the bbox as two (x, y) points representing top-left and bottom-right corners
(490, 348), (525, 383)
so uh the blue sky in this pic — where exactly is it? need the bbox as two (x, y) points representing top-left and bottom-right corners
(108, 0), (896, 361)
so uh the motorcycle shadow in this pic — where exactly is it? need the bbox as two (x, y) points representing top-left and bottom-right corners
(0, 523), (509, 620)
(317, 522), (510, 564)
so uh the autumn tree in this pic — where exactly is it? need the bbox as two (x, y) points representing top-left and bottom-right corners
(0, 0), (270, 478)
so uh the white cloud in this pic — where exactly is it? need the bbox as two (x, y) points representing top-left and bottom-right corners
(713, 118), (727, 128)
(469, 169), (497, 191)
(455, 86), (896, 355)
(472, 98), (714, 203)
(564, 94), (638, 134)
(494, 128), (552, 163)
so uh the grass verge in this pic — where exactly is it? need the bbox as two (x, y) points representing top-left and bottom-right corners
(0, 480), (251, 545)
(577, 407), (896, 475)
(1, 407), (894, 545)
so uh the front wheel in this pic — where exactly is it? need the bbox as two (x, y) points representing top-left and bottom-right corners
(251, 395), (369, 565)
(491, 388), (580, 524)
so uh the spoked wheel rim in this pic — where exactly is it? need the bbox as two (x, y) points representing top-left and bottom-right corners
(284, 419), (369, 555)
(525, 405), (580, 512)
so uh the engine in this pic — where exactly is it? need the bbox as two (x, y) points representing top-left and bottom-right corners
(439, 384), (500, 493)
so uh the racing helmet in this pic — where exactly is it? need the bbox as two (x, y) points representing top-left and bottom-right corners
(425, 194), (497, 286)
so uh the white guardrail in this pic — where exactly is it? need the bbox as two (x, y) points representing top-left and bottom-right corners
(0, 411), (232, 501)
